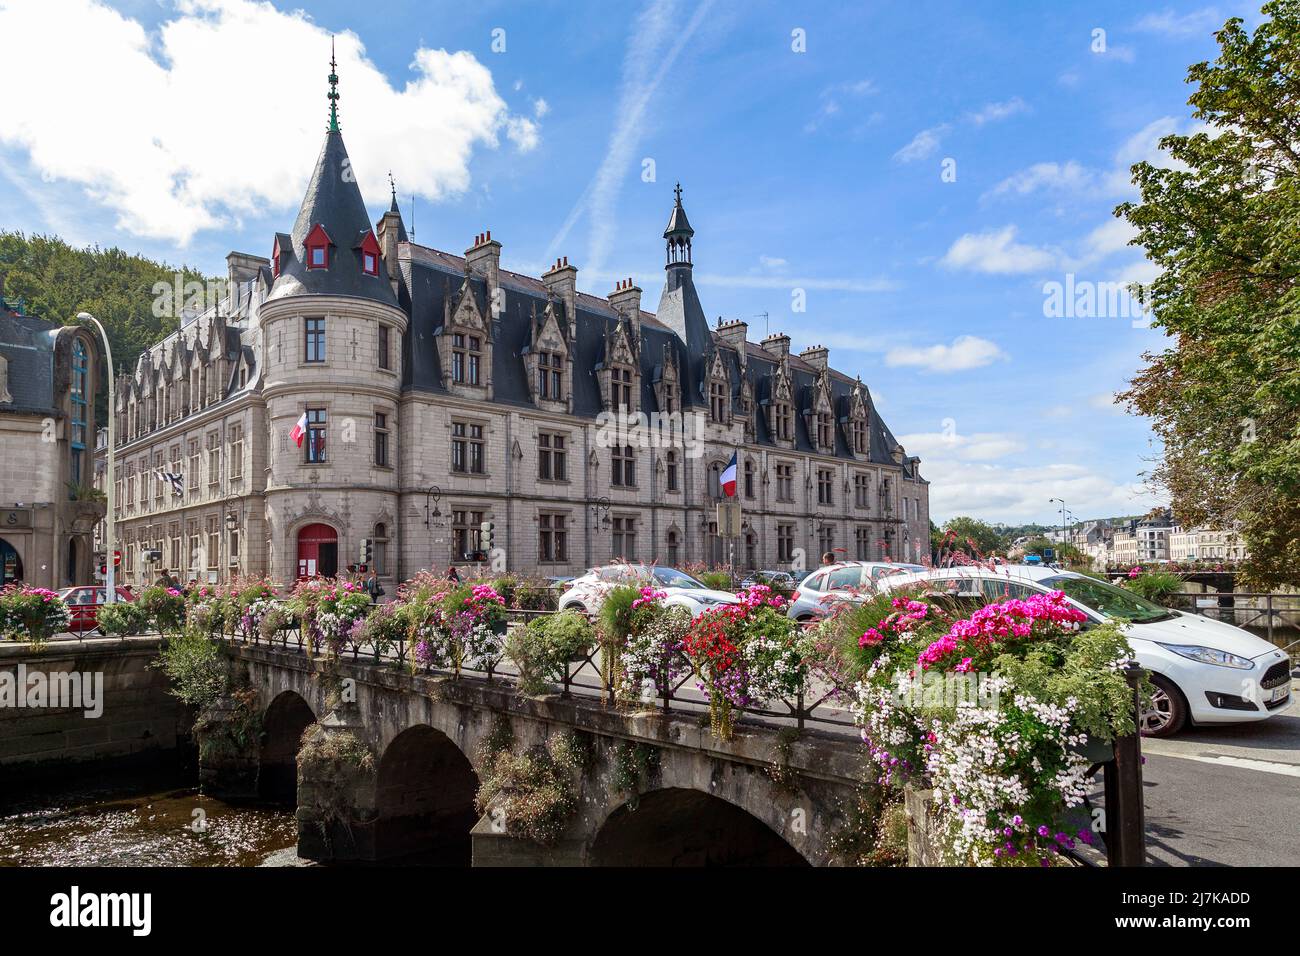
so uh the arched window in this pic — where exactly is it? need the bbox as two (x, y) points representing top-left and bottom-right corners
(666, 451), (679, 492)
(666, 529), (680, 567)
(70, 340), (88, 488)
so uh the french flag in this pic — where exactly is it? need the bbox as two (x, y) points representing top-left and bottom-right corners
(290, 411), (309, 448)
(720, 450), (738, 497)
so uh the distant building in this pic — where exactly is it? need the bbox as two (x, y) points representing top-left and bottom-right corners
(0, 281), (105, 588)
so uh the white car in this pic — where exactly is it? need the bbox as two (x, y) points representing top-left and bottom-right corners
(786, 561), (925, 622)
(557, 564), (739, 618)
(878, 565), (1292, 738)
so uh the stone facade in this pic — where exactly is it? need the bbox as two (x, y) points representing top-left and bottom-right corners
(0, 301), (105, 589)
(100, 80), (929, 590)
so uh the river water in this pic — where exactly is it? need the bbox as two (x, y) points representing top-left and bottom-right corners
(0, 767), (299, 867)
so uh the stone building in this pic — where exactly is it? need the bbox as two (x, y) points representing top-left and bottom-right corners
(102, 66), (929, 591)
(0, 284), (105, 589)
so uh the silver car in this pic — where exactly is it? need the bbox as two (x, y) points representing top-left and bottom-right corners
(785, 561), (924, 622)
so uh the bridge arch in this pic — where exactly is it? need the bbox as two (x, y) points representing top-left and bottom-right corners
(259, 690), (315, 803)
(589, 787), (810, 866)
(374, 723), (480, 862)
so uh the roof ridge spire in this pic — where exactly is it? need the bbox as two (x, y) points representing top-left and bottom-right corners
(327, 37), (340, 132)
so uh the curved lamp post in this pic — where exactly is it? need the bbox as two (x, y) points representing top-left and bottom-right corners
(77, 312), (116, 604)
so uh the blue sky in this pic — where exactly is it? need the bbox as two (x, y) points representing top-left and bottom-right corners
(0, 0), (1262, 525)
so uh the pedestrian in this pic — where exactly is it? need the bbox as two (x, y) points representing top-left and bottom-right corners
(447, 565), (461, 584)
(820, 551), (836, 567)
(365, 568), (384, 604)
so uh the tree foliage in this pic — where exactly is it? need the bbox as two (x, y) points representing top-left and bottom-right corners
(940, 516), (1006, 556)
(0, 231), (211, 420)
(1117, 1), (1300, 587)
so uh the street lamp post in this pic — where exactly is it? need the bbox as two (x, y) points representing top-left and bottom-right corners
(78, 313), (116, 604)
(1049, 497), (1067, 565)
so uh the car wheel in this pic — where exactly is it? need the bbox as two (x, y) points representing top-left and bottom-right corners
(1140, 674), (1187, 738)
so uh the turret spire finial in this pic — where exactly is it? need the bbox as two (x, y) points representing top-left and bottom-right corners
(327, 37), (340, 132)
(674, 182), (683, 204)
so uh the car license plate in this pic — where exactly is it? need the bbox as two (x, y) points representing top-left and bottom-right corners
(1270, 684), (1290, 703)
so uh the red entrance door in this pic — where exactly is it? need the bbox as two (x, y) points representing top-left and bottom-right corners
(296, 523), (338, 579)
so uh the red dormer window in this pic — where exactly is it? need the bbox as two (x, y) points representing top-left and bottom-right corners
(271, 235), (288, 278)
(358, 230), (381, 277)
(305, 224), (333, 271)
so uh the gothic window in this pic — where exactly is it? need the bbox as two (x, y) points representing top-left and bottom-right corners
(710, 379), (729, 423)
(305, 409), (327, 463)
(856, 527), (871, 560)
(611, 445), (636, 487)
(775, 463), (794, 502)
(612, 365), (634, 410)
(817, 468), (834, 506)
(777, 524), (795, 563)
(452, 421), (485, 474)
(816, 411), (834, 450)
(378, 324), (391, 371)
(537, 351), (563, 400)
(452, 509), (485, 561)
(854, 473), (870, 509)
(539, 432), (567, 481)
(374, 413), (389, 467)
(666, 451), (679, 492)
(304, 318), (326, 363)
(743, 458), (756, 498)
(452, 333), (481, 385)
(539, 513), (568, 563)
(666, 529), (680, 566)
(853, 417), (868, 456)
(612, 516), (637, 560)
(775, 401), (793, 442)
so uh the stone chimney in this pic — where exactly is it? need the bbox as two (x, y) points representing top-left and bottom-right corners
(760, 332), (791, 358)
(226, 252), (269, 310)
(608, 277), (642, 318)
(466, 230), (502, 316)
(716, 318), (748, 351)
(891, 443), (905, 465)
(377, 209), (404, 281)
(542, 256), (578, 330)
(799, 344), (829, 371)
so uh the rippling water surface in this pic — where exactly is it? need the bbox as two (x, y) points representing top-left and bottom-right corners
(0, 770), (298, 867)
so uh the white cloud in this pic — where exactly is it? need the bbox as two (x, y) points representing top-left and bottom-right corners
(985, 161), (1097, 199)
(940, 225), (1059, 274)
(884, 335), (1007, 372)
(532, 97), (550, 118)
(546, 0), (715, 274)
(893, 124), (950, 163)
(805, 78), (877, 133)
(965, 96), (1029, 127)
(897, 430), (1026, 461)
(757, 255), (788, 272)
(1134, 8), (1223, 38)
(0, 0), (541, 245)
(1100, 44), (1137, 63)
(922, 458), (1162, 525)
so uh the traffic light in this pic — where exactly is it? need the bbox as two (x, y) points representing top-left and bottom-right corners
(478, 520), (495, 552)
(359, 538), (373, 566)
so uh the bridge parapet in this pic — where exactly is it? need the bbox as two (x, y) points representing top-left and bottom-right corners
(216, 642), (870, 866)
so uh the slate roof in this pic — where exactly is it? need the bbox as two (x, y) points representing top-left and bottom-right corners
(267, 129), (398, 308)
(0, 308), (61, 415)
(399, 242), (921, 475)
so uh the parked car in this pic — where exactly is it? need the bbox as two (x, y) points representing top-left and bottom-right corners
(785, 561), (920, 622)
(57, 585), (137, 634)
(557, 564), (739, 618)
(876, 565), (1292, 737)
(739, 570), (797, 597)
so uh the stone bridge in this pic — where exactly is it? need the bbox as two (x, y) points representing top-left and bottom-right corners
(201, 642), (871, 867)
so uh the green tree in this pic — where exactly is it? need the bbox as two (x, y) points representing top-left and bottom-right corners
(1117, 1), (1300, 588)
(939, 516), (1005, 557)
(0, 231), (212, 422)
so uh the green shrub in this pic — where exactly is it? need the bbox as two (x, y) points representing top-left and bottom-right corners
(1122, 570), (1184, 605)
(506, 611), (595, 695)
(475, 744), (577, 845)
(697, 570), (733, 591)
(153, 630), (229, 708)
(514, 579), (558, 611)
(138, 585), (187, 635)
(96, 600), (148, 638)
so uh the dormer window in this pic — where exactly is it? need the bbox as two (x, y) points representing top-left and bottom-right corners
(305, 224), (332, 271)
(356, 229), (381, 277)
